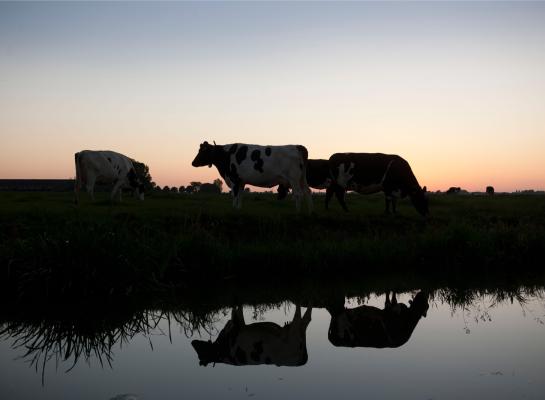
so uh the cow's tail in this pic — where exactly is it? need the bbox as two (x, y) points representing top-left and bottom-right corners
(74, 152), (82, 204)
(296, 145), (312, 213)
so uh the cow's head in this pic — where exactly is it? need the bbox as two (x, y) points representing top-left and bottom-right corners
(410, 187), (429, 216)
(191, 339), (218, 366)
(409, 291), (429, 318)
(192, 141), (215, 168)
(127, 169), (145, 201)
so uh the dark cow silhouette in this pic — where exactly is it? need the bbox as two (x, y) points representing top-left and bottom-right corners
(192, 305), (312, 367)
(328, 153), (428, 216)
(327, 291), (429, 349)
(277, 158), (333, 199)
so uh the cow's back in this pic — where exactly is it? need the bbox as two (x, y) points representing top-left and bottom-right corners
(230, 144), (306, 187)
(78, 150), (133, 182)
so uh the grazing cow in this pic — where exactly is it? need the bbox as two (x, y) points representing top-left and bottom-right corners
(192, 142), (312, 212)
(327, 291), (429, 349)
(328, 153), (428, 216)
(74, 150), (145, 203)
(191, 305), (312, 367)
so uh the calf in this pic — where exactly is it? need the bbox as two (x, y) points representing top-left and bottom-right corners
(192, 142), (312, 212)
(329, 153), (428, 215)
(192, 305), (312, 367)
(327, 291), (429, 349)
(74, 150), (144, 203)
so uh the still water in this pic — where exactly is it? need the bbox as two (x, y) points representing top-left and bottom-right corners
(1, 288), (544, 399)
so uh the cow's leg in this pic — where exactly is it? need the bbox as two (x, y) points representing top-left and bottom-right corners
(335, 185), (348, 212)
(236, 184), (244, 209)
(385, 291), (391, 308)
(391, 197), (397, 214)
(385, 196), (392, 214)
(111, 180), (124, 202)
(74, 178), (82, 205)
(289, 182), (303, 213)
(86, 174), (97, 201)
(304, 188), (313, 214)
(325, 186), (334, 210)
(302, 307), (312, 327)
(232, 306), (245, 326)
(231, 184), (243, 209)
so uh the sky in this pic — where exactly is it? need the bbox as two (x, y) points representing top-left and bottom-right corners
(1, 2), (544, 192)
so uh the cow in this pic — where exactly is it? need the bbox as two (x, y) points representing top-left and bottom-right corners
(326, 291), (429, 349)
(191, 305), (312, 367)
(74, 150), (145, 203)
(328, 153), (428, 216)
(191, 141), (312, 212)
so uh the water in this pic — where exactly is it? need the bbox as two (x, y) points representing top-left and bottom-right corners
(1, 288), (544, 399)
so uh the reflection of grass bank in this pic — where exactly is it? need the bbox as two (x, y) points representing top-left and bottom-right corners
(1, 191), (545, 301)
(1, 283), (544, 382)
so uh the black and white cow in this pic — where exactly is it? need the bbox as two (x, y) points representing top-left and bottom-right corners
(327, 291), (429, 349)
(191, 305), (312, 367)
(328, 153), (428, 215)
(192, 142), (312, 212)
(74, 150), (144, 203)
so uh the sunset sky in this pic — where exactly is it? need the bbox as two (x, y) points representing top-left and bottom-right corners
(1, 2), (544, 192)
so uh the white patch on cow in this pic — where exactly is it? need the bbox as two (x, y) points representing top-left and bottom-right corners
(336, 162), (355, 188)
(227, 144), (312, 212)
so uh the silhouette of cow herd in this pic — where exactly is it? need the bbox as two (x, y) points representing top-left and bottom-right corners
(192, 291), (429, 367)
(74, 142), (429, 215)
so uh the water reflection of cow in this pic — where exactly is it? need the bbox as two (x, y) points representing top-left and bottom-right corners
(327, 291), (429, 349)
(192, 305), (312, 366)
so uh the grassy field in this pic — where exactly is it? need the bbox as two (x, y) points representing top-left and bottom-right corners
(1, 190), (544, 301)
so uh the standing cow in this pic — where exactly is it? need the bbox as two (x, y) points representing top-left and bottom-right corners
(192, 141), (312, 212)
(74, 150), (145, 203)
(191, 305), (312, 367)
(328, 153), (428, 216)
(327, 291), (429, 349)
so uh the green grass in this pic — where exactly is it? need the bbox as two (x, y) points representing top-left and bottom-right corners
(1, 191), (545, 301)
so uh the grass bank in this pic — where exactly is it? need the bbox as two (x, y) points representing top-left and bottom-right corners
(1, 191), (544, 301)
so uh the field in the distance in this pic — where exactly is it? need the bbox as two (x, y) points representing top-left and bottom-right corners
(1, 191), (544, 301)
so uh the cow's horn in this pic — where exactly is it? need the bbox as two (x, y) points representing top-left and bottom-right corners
(213, 140), (217, 145)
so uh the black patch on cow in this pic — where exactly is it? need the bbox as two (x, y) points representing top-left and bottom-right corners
(236, 146), (248, 164)
(265, 147), (271, 156)
(228, 143), (238, 154)
(250, 149), (264, 173)
(250, 341), (264, 362)
(235, 346), (247, 364)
